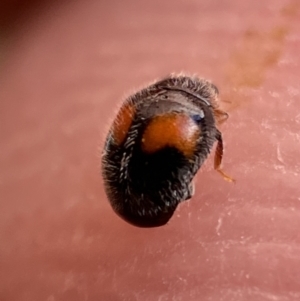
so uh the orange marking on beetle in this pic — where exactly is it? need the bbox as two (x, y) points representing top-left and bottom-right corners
(141, 113), (200, 157)
(111, 102), (135, 145)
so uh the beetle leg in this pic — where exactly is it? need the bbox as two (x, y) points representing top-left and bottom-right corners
(214, 109), (229, 125)
(184, 181), (195, 201)
(214, 130), (235, 183)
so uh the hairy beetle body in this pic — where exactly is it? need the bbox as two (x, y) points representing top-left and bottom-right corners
(102, 74), (233, 227)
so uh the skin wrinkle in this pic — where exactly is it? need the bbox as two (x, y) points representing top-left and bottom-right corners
(196, 240), (300, 252)
(206, 287), (300, 300)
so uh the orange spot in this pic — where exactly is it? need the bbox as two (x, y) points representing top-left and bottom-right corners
(141, 113), (200, 157)
(111, 101), (135, 145)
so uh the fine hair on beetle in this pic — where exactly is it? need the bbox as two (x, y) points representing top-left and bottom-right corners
(101, 74), (234, 228)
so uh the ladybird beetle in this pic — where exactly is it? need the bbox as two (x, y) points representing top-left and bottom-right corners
(101, 74), (234, 228)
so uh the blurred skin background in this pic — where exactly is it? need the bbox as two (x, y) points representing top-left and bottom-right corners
(0, 0), (300, 300)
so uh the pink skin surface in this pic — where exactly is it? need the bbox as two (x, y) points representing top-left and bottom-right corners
(0, 1), (300, 300)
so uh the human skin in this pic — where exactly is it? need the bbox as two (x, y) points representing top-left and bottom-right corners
(0, 0), (300, 300)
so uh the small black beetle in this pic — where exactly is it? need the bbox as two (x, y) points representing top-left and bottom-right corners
(101, 74), (233, 228)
